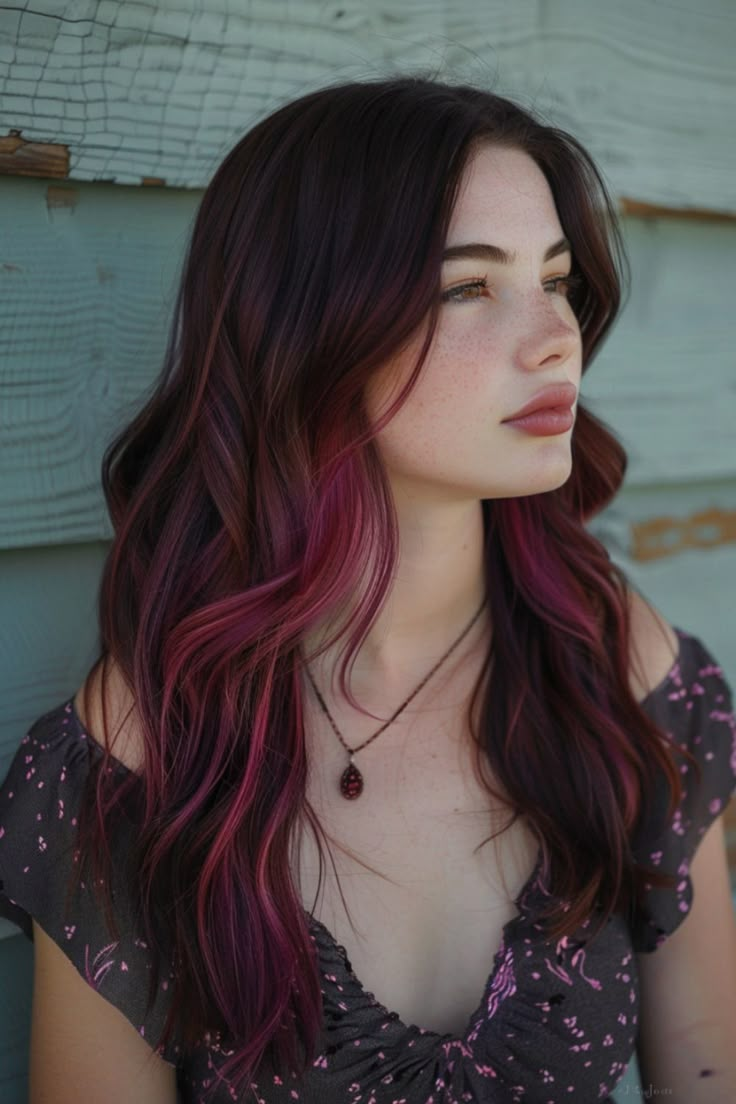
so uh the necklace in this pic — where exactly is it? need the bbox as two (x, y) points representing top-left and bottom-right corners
(303, 598), (487, 799)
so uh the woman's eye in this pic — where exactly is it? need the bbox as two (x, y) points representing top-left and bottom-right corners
(545, 273), (583, 297)
(440, 278), (488, 304)
(441, 273), (583, 305)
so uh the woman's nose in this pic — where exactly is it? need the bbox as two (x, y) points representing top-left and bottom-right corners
(515, 305), (580, 373)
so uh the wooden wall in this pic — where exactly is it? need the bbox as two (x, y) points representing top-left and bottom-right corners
(1, 2), (735, 1100)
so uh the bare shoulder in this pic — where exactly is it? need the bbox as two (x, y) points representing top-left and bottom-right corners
(624, 585), (680, 703)
(73, 657), (145, 774)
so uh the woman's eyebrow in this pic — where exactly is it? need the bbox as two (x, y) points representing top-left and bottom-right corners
(442, 236), (572, 265)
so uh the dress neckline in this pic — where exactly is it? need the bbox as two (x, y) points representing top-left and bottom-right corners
(306, 843), (546, 1042)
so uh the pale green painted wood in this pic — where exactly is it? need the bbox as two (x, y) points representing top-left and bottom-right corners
(583, 217), (736, 484)
(0, 933), (34, 1104)
(0, 542), (107, 768)
(0, 174), (198, 548)
(2, 0), (734, 211)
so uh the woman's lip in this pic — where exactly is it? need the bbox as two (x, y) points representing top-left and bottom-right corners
(503, 383), (577, 421)
(502, 407), (575, 435)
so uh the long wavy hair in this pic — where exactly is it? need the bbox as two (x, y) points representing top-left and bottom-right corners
(74, 74), (698, 1093)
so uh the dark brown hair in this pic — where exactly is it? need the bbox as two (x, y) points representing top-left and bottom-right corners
(76, 74), (696, 1094)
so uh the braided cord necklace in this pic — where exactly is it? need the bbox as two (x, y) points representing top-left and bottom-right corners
(303, 597), (487, 799)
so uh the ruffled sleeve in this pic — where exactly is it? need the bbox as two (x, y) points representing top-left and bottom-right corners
(0, 699), (183, 1066)
(631, 629), (736, 953)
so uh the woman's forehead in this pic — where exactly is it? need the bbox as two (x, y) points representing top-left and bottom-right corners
(447, 147), (564, 253)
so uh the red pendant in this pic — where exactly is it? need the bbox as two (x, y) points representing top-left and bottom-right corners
(340, 761), (363, 799)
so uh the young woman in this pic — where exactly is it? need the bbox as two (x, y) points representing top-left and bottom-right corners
(1, 76), (734, 1104)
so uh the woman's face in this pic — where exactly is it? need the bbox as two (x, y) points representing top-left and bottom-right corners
(364, 144), (583, 504)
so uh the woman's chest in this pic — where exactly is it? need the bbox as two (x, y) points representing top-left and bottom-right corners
(294, 713), (540, 1036)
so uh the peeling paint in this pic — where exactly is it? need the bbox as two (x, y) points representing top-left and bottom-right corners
(631, 507), (736, 560)
(45, 185), (78, 210)
(0, 133), (69, 179)
(619, 197), (736, 223)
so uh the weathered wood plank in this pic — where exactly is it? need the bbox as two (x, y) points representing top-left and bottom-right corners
(0, 541), (105, 775)
(620, 200), (736, 223)
(0, 132), (70, 177)
(0, 174), (196, 547)
(0, 0), (733, 209)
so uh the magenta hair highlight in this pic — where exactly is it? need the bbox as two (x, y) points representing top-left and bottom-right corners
(73, 74), (698, 1095)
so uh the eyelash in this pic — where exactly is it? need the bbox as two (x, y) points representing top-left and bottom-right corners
(440, 273), (583, 304)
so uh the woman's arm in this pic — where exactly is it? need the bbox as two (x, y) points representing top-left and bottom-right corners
(635, 814), (736, 1102)
(30, 919), (178, 1104)
(625, 586), (736, 1098)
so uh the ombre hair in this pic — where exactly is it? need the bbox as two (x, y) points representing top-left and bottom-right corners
(75, 74), (698, 1094)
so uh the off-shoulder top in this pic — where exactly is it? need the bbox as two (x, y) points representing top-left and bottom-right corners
(1, 628), (734, 1103)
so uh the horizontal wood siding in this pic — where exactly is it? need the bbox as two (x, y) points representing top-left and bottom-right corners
(0, 0), (733, 210)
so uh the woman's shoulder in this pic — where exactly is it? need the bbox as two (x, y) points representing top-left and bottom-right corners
(625, 585), (680, 704)
(72, 656), (145, 775)
(623, 586), (733, 722)
(623, 594), (736, 951)
(0, 663), (182, 1067)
